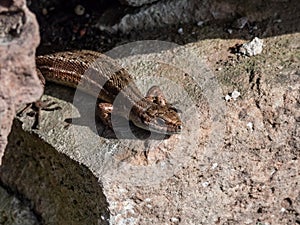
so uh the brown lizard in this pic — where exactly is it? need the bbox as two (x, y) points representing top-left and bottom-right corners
(34, 50), (182, 134)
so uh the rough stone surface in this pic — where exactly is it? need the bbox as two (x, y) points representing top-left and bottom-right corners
(0, 185), (39, 224)
(0, 0), (43, 164)
(103, 0), (272, 34)
(0, 0), (298, 224)
(1, 33), (299, 224)
(119, 0), (159, 7)
(1, 120), (110, 224)
(110, 0), (220, 33)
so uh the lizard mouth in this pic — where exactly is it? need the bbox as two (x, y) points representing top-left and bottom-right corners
(149, 118), (182, 134)
(128, 100), (182, 135)
(130, 114), (182, 135)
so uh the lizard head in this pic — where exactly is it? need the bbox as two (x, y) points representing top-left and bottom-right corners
(130, 100), (182, 135)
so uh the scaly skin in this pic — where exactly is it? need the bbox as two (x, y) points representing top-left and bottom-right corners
(36, 50), (182, 134)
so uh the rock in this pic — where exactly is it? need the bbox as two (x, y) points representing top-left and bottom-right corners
(74, 4), (85, 16)
(108, 0), (237, 33)
(225, 90), (241, 101)
(231, 90), (241, 100)
(231, 16), (248, 29)
(227, 28), (233, 34)
(197, 20), (205, 27)
(0, 185), (38, 225)
(119, 0), (159, 7)
(2, 120), (110, 224)
(177, 27), (183, 34)
(100, 0), (272, 34)
(0, 0), (43, 164)
(1, 33), (299, 224)
(8, 41), (217, 224)
(239, 37), (264, 56)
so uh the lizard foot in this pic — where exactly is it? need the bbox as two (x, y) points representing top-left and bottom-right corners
(17, 100), (62, 129)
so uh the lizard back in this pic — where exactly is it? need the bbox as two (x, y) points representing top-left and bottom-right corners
(36, 50), (143, 104)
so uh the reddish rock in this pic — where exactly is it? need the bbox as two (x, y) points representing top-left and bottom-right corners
(0, 0), (42, 164)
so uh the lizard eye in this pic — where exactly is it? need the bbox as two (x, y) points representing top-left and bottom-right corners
(156, 118), (166, 126)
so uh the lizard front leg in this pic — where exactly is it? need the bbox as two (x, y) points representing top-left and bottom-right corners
(17, 68), (61, 129)
(97, 102), (129, 137)
(97, 86), (168, 130)
(97, 103), (113, 128)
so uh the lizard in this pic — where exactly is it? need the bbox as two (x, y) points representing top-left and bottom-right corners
(33, 50), (182, 135)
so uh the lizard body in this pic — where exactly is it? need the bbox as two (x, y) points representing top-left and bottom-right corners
(36, 50), (182, 134)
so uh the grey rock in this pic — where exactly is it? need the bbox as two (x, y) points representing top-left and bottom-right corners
(119, 0), (159, 7)
(231, 16), (248, 29)
(0, 186), (39, 225)
(106, 0), (236, 33)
